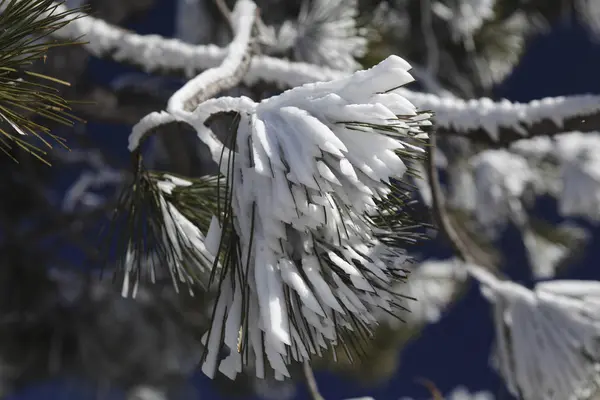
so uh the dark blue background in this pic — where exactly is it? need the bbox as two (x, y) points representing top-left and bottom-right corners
(7, 3), (600, 400)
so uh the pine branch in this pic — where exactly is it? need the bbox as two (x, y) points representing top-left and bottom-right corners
(411, 93), (600, 146)
(115, 54), (433, 380)
(426, 132), (495, 268)
(39, 1), (600, 148)
(127, 0), (258, 153)
(0, 0), (86, 163)
(438, 103), (600, 147)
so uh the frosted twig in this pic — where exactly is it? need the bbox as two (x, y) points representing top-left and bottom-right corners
(435, 96), (600, 146)
(127, 0), (258, 153)
(167, 0), (256, 114)
(415, 93), (600, 145)
(45, 1), (344, 85)
(427, 133), (494, 268)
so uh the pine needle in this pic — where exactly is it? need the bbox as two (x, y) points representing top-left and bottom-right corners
(0, 0), (87, 163)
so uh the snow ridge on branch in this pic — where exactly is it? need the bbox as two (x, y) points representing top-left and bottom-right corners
(41, 1), (600, 146)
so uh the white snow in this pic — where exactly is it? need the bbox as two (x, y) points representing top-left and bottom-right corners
(167, 55), (432, 379)
(470, 149), (533, 230)
(470, 264), (600, 400)
(36, 1), (600, 143)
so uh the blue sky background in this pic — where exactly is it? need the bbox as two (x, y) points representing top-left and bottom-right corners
(6, 3), (600, 400)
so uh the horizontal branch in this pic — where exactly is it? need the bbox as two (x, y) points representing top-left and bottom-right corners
(426, 94), (600, 146)
(40, 2), (600, 145)
(48, 2), (341, 87)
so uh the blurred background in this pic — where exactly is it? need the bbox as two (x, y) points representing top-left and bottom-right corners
(2, 0), (600, 399)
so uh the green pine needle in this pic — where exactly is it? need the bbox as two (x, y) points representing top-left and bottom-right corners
(339, 112), (434, 247)
(0, 0), (87, 164)
(103, 168), (233, 295)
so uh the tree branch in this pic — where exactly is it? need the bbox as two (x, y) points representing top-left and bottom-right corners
(438, 107), (600, 147)
(426, 133), (474, 265)
(42, 1), (600, 148)
(303, 361), (325, 400)
(127, 0), (258, 153)
(426, 132), (500, 269)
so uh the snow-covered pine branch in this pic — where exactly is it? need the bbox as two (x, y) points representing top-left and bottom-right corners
(469, 265), (600, 400)
(379, 258), (467, 327)
(258, 0), (367, 71)
(116, 0), (258, 296)
(39, 1), (600, 147)
(429, 131), (595, 278)
(123, 50), (432, 380)
(128, 0), (257, 153)
(433, 95), (600, 147)
(471, 131), (600, 225)
(193, 55), (431, 380)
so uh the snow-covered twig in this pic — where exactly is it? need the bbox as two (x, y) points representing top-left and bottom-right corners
(32, 2), (600, 145)
(427, 132), (497, 268)
(434, 95), (600, 146)
(167, 0), (256, 114)
(120, 54), (433, 380)
(127, 0), (257, 153)
(46, 1), (344, 85)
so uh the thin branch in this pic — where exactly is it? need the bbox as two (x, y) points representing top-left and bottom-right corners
(438, 107), (600, 147)
(426, 132), (474, 265)
(214, 0), (233, 32)
(46, 0), (336, 86)
(408, 92), (600, 146)
(38, 2), (600, 146)
(303, 361), (325, 400)
(127, 0), (258, 152)
(426, 132), (501, 269)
